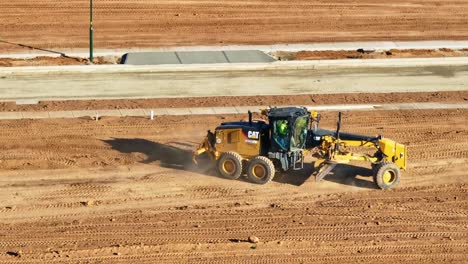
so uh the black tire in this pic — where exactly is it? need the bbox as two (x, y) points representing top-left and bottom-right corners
(373, 161), (401, 190)
(217, 152), (243, 180)
(371, 163), (378, 174)
(246, 156), (275, 184)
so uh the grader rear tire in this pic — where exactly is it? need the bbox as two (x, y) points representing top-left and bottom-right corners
(246, 156), (275, 185)
(217, 152), (243, 180)
(373, 161), (401, 190)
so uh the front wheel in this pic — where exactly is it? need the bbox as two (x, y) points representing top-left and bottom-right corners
(373, 162), (401, 190)
(246, 156), (275, 185)
(217, 152), (243, 180)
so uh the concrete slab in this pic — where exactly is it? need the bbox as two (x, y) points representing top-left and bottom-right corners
(0, 112), (23, 119)
(119, 109), (146, 117)
(72, 110), (97, 118)
(22, 111), (50, 119)
(96, 109), (122, 117)
(48, 111), (74, 118)
(189, 107), (216, 115)
(393, 103), (417, 110)
(309, 104), (376, 111)
(143, 108), (169, 116)
(446, 103), (468, 109)
(166, 108), (191, 116)
(122, 52), (181, 65)
(378, 105), (400, 111)
(121, 50), (276, 65)
(177, 51), (228, 64)
(394, 41), (466, 50)
(224, 50), (276, 63)
(234, 106), (264, 114)
(16, 99), (39, 105)
(212, 107), (239, 115)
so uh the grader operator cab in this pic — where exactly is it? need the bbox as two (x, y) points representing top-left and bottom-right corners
(193, 107), (407, 189)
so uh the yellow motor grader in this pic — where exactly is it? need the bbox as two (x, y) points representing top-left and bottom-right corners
(193, 107), (406, 189)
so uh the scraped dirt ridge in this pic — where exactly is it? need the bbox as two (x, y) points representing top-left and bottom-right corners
(0, 56), (115, 67)
(1, 91), (467, 112)
(274, 49), (468, 61)
(1, 0), (468, 52)
(0, 109), (466, 263)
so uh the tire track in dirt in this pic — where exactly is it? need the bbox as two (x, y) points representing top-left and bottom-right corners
(0, 109), (467, 263)
(0, 109), (465, 170)
(1, 0), (468, 52)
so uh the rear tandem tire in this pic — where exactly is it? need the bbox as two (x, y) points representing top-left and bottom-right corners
(217, 152), (243, 180)
(373, 161), (401, 190)
(246, 156), (276, 185)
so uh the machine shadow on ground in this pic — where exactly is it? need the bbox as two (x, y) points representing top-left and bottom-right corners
(104, 138), (376, 189)
(322, 164), (376, 189)
(103, 138), (217, 176)
(274, 163), (376, 189)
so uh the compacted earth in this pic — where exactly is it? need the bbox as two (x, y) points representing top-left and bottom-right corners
(1, 1), (467, 262)
(1, 0), (468, 52)
(0, 106), (466, 263)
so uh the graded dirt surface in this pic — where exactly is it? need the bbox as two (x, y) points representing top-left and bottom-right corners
(1, 91), (467, 112)
(0, 109), (467, 263)
(1, 1), (468, 53)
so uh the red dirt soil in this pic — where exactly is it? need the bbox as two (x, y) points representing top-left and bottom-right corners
(0, 56), (113, 67)
(1, 91), (467, 112)
(1, 1), (468, 52)
(0, 109), (467, 262)
(275, 49), (468, 61)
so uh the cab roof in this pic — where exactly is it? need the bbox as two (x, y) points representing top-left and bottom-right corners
(267, 107), (309, 118)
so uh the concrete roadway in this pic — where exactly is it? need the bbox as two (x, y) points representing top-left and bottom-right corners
(0, 60), (467, 102)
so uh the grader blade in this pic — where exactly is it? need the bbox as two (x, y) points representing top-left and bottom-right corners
(315, 163), (337, 182)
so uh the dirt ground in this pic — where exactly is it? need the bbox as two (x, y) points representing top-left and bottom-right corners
(0, 109), (466, 263)
(0, 56), (115, 67)
(1, 1), (468, 53)
(1, 91), (467, 112)
(274, 49), (468, 61)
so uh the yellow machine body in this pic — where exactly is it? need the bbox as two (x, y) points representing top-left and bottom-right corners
(315, 136), (407, 170)
(193, 127), (264, 164)
(378, 138), (407, 170)
(193, 107), (408, 189)
(214, 128), (261, 159)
